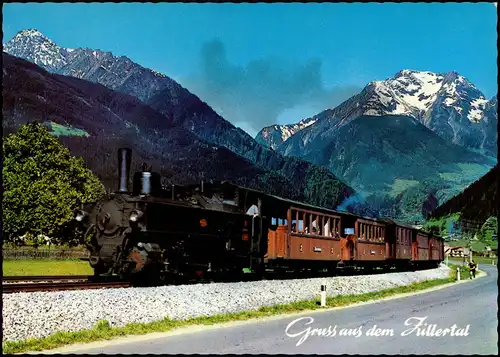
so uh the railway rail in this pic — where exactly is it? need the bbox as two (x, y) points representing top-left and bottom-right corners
(3, 275), (91, 283)
(2, 280), (131, 294)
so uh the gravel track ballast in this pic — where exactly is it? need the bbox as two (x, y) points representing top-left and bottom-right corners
(2, 264), (451, 342)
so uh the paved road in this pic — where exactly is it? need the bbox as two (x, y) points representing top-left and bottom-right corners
(49, 265), (498, 355)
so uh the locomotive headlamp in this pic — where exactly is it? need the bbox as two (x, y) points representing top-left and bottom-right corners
(75, 210), (88, 222)
(129, 209), (144, 223)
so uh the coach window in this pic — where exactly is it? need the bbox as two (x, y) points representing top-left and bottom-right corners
(311, 215), (318, 234)
(319, 215), (324, 236)
(296, 211), (303, 233)
(304, 212), (311, 234)
(291, 210), (298, 232)
(324, 217), (330, 237)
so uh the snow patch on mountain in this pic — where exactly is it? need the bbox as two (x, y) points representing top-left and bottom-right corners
(256, 117), (318, 149)
(467, 97), (489, 122)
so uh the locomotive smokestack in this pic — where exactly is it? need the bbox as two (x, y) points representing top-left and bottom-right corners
(118, 148), (132, 193)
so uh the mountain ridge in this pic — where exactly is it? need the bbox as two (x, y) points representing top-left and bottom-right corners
(256, 69), (497, 156)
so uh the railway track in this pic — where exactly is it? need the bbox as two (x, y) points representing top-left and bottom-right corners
(3, 275), (91, 283)
(2, 276), (131, 294)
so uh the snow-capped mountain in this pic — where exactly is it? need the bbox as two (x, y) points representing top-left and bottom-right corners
(258, 69), (497, 156)
(3, 29), (176, 103)
(255, 117), (317, 150)
(3, 29), (71, 72)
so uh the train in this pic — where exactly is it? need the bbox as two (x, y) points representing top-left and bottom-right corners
(74, 148), (445, 283)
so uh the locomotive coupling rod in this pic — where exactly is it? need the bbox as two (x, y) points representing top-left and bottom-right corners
(320, 283), (327, 307)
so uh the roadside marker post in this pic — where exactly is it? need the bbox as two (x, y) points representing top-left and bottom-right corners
(456, 267), (460, 281)
(320, 284), (327, 307)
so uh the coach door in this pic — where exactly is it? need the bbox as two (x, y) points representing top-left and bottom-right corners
(347, 240), (354, 260)
(344, 236), (355, 260)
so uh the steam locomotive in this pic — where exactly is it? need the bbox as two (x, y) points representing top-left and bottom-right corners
(74, 148), (444, 283)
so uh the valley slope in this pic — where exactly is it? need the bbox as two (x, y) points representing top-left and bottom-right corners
(2, 52), (355, 210)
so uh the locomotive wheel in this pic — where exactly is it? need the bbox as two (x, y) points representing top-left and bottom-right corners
(127, 247), (148, 274)
(226, 269), (245, 282)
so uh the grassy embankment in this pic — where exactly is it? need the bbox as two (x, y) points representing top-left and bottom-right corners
(3, 259), (93, 276)
(3, 263), (471, 354)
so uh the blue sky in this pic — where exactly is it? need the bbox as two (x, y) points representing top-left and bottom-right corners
(3, 3), (498, 136)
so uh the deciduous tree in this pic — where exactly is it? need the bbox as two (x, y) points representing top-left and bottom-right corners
(2, 122), (105, 245)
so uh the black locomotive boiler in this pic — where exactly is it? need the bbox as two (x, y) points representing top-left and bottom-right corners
(75, 148), (268, 282)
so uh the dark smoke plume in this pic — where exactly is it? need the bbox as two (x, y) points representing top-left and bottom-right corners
(182, 39), (361, 136)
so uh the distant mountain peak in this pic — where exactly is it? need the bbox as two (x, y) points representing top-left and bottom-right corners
(5, 28), (71, 72)
(255, 116), (318, 149)
(15, 28), (46, 39)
